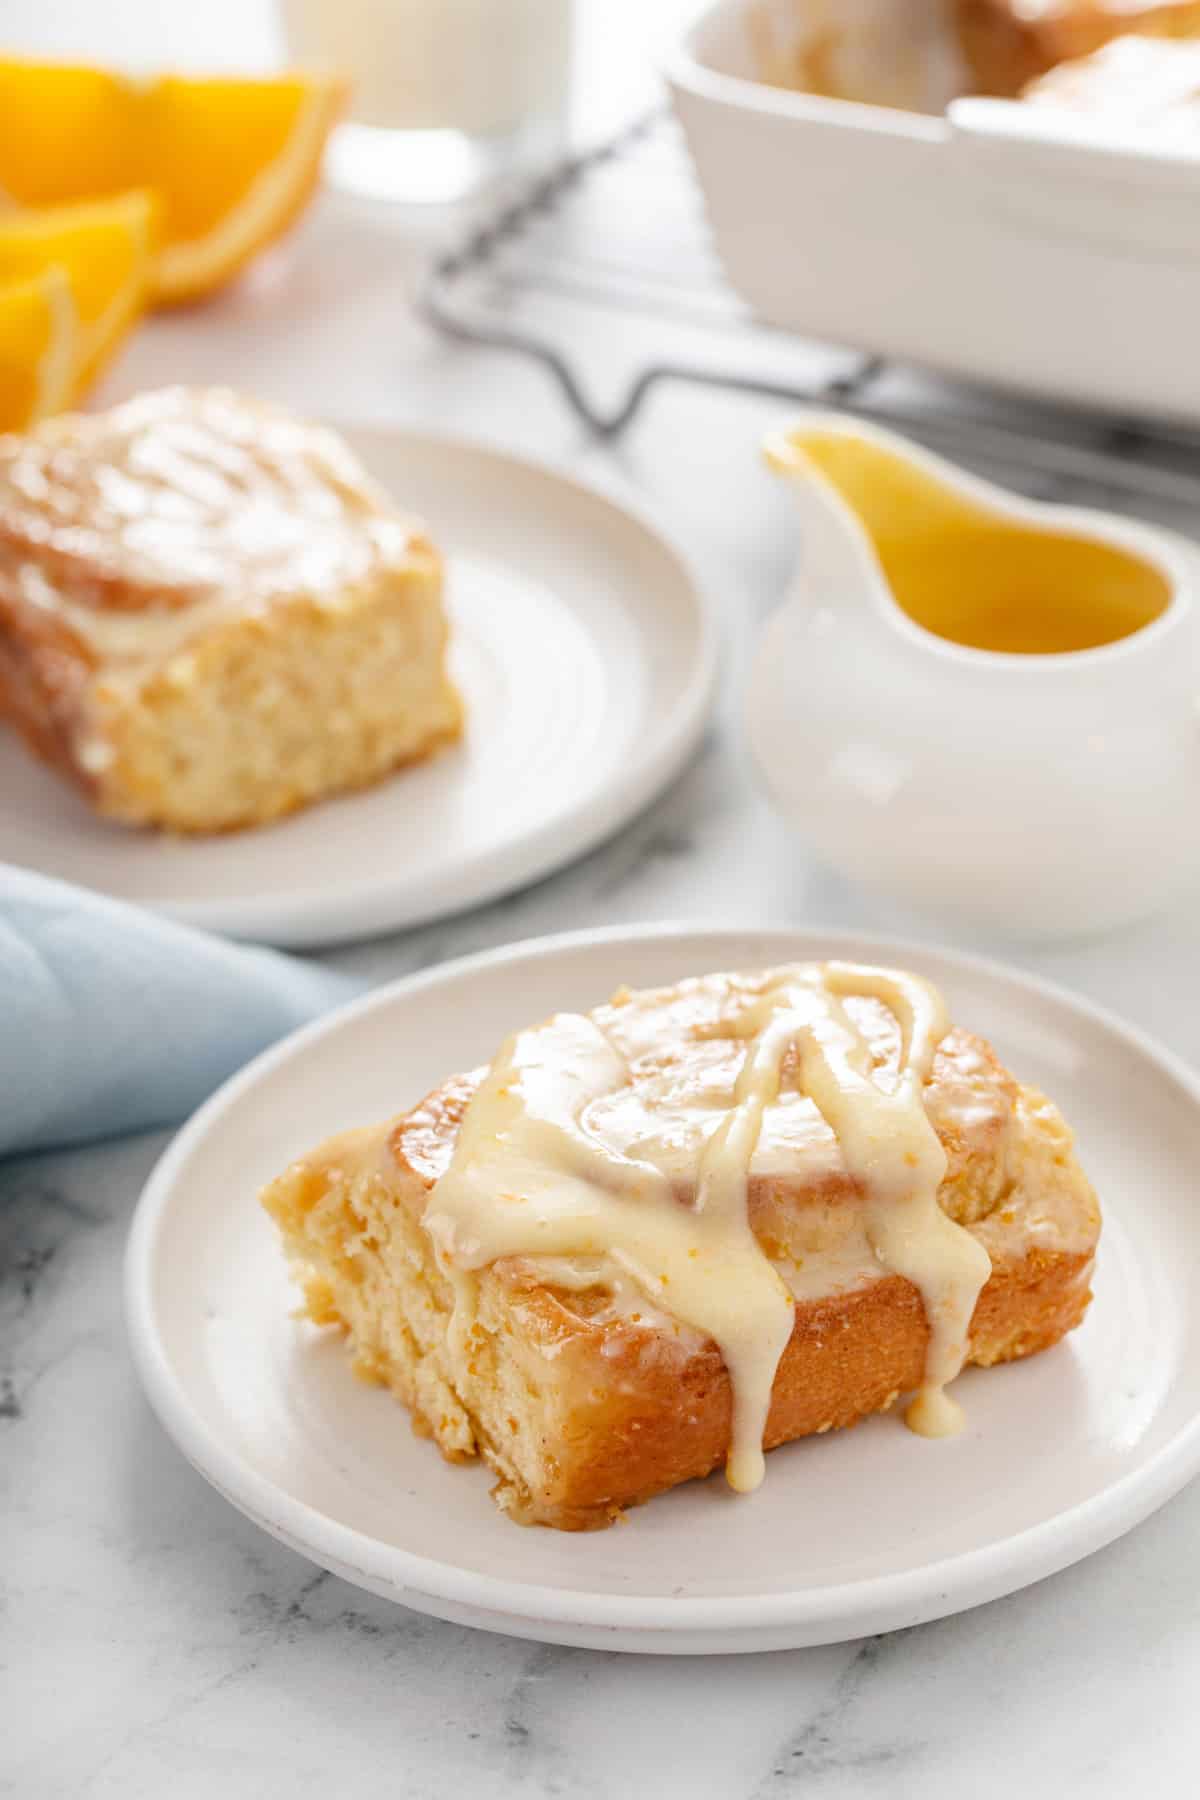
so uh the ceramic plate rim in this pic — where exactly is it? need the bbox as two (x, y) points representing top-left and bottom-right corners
(7, 427), (717, 948)
(125, 924), (1200, 1651)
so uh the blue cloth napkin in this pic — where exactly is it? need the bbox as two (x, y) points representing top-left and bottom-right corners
(0, 865), (362, 1160)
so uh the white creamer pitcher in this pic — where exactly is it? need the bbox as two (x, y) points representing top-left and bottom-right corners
(747, 415), (1200, 938)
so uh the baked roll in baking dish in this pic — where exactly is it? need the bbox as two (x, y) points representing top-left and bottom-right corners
(0, 388), (461, 832)
(262, 963), (1100, 1530)
(746, 0), (1200, 105)
(954, 0), (1200, 95)
(746, 0), (969, 111)
(1021, 31), (1200, 129)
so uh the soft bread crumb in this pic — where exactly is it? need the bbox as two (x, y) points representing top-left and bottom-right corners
(94, 583), (461, 832)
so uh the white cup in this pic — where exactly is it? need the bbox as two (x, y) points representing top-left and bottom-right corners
(282, 0), (573, 202)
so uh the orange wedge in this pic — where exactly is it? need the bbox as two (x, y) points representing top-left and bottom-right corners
(0, 60), (347, 304)
(0, 191), (155, 395)
(144, 73), (347, 302)
(0, 62), (136, 207)
(0, 267), (76, 431)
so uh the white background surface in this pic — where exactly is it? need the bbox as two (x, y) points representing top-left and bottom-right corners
(4, 1), (1200, 1795)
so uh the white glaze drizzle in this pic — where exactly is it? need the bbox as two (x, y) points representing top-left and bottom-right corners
(0, 387), (424, 672)
(422, 963), (993, 1492)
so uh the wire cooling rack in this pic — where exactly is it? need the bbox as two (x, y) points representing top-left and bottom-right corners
(421, 110), (1200, 531)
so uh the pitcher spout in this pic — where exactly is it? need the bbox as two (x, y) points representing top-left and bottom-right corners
(764, 423), (896, 621)
(765, 414), (1178, 659)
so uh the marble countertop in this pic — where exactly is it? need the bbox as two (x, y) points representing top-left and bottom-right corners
(5, 20), (1200, 1787)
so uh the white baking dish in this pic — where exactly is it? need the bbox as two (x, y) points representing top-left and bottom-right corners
(667, 1), (1200, 424)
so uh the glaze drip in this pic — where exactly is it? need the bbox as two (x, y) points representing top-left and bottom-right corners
(423, 963), (992, 1492)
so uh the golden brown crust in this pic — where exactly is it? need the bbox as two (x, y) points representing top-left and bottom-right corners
(266, 1135), (1094, 1531)
(262, 980), (1101, 1531)
(479, 1252), (1092, 1529)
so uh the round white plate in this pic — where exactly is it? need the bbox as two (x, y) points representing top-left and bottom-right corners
(126, 926), (1200, 1654)
(0, 431), (714, 947)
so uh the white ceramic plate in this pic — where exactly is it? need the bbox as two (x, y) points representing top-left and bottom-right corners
(125, 926), (1200, 1654)
(0, 431), (714, 947)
